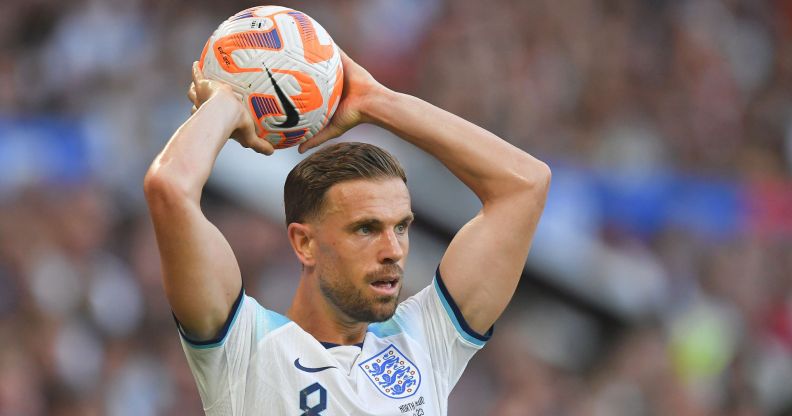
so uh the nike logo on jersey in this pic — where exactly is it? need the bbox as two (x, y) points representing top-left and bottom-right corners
(265, 66), (300, 128)
(294, 358), (337, 373)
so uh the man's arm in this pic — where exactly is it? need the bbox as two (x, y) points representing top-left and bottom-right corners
(144, 63), (273, 341)
(381, 94), (550, 334)
(302, 53), (550, 335)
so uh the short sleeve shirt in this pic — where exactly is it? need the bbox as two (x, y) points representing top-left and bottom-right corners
(178, 271), (491, 415)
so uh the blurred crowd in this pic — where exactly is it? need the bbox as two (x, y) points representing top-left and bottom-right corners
(1, 0), (792, 415)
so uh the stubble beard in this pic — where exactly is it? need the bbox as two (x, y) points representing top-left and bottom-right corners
(318, 264), (403, 323)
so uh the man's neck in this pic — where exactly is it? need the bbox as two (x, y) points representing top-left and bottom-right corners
(286, 274), (369, 345)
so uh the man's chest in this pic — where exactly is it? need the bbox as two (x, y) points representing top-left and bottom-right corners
(243, 333), (441, 415)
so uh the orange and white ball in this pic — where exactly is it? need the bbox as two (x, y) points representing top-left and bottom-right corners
(199, 6), (343, 149)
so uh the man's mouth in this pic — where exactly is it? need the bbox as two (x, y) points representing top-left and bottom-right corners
(369, 276), (400, 294)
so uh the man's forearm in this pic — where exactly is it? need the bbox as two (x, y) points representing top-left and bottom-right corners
(146, 93), (240, 202)
(365, 90), (549, 204)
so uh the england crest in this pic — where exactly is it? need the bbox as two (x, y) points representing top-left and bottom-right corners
(359, 344), (421, 399)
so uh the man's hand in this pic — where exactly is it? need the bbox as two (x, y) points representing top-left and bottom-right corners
(187, 61), (274, 155)
(298, 50), (387, 153)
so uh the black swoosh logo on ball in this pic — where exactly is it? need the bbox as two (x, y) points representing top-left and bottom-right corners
(265, 66), (300, 128)
(294, 358), (337, 373)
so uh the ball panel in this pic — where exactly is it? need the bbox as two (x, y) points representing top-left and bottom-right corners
(324, 63), (344, 125)
(285, 11), (335, 64)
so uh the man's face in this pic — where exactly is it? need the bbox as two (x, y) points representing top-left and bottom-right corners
(312, 178), (413, 323)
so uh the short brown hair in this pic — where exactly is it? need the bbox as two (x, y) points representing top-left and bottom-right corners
(284, 142), (407, 225)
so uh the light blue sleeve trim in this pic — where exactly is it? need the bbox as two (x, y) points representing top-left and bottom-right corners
(257, 308), (291, 340)
(367, 319), (403, 339)
(433, 278), (490, 347)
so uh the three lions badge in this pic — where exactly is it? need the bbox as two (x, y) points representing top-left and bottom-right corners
(359, 344), (421, 399)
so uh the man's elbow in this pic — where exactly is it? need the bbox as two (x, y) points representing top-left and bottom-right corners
(482, 157), (551, 204)
(516, 158), (551, 198)
(143, 166), (192, 209)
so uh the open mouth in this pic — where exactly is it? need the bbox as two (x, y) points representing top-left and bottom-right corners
(370, 276), (400, 292)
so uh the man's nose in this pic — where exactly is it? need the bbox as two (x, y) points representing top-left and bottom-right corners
(378, 230), (404, 264)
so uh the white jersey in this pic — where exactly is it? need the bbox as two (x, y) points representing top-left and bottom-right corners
(178, 271), (491, 415)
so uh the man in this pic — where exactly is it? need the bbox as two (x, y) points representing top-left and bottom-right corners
(144, 51), (550, 415)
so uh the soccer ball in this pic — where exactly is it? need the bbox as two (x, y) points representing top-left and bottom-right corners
(199, 6), (343, 149)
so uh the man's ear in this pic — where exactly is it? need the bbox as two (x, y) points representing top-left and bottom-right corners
(287, 222), (316, 267)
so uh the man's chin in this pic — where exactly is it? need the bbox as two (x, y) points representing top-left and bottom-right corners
(367, 311), (396, 323)
(366, 298), (398, 322)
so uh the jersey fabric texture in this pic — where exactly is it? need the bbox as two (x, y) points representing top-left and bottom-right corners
(177, 269), (492, 415)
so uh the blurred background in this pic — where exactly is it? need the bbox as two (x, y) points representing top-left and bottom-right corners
(2, 0), (792, 414)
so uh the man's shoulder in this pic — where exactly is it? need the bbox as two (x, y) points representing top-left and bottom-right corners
(366, 283), (438, 340)
(243, 294), (292, 333)
(225, 294), (296, 346)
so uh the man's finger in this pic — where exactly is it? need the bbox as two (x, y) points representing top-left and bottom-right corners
(298, 124), (343, 154)
(187, 83), (197, 104)
(248, 134), (274, 156)
(192, 61), (204, 84)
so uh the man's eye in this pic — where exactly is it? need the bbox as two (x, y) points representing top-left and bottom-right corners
(357, 226), (371, 235)
(395, 224), (407, 234)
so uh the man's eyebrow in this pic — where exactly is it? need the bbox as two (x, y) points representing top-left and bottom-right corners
(346, 213), (415, 229)
(347, 218), (383, 229)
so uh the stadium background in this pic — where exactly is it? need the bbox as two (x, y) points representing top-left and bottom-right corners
(2, 0), (792, 414)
